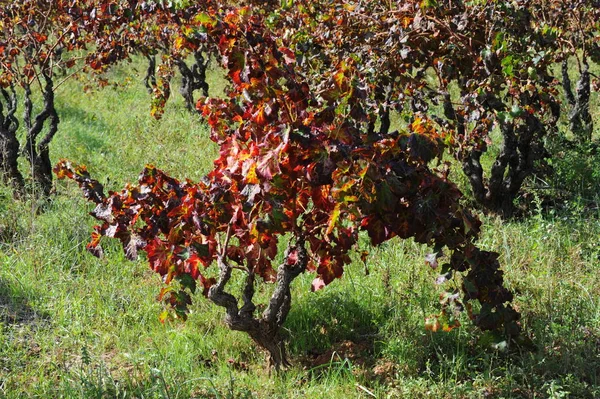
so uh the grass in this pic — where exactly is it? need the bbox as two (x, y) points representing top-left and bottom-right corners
(0, 57), (599, 398)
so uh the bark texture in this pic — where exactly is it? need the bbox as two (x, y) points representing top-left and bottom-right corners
(562, 60), (593, 142)
(443, 89), (559, 219)
(144, 54), (157, 94)
(208, 237), (307, 370)
(23, 74), (60, 197)
(0, 85), (24, 196)
(176, 50), (209, 111)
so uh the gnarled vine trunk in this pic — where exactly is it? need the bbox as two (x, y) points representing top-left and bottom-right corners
(208, 237), (307, 370)
(0, 85), (25, 197)
(176, 50), (210, 111)
(144, 54), (157, 94)
(23, 74), (59, 197)
(444, 89), (559, 219)
(562, 59), (593, 143)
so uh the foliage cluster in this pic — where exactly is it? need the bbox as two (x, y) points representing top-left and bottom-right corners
(1, 0), (599, 371)
(53, 3), (518, 366)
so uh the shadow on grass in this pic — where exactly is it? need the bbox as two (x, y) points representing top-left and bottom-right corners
(412, 310), (600, 397)
(58, 104), (110, 153)
(0, 278), (47, 326)
(284, 291), (382, 358)
(521, 312), (600, 390)
(0, 203), (26, 246)
(282, 277), (598, 396)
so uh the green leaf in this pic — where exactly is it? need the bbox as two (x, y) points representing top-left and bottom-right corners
(463, 279), (478, 296)
(194, 12), (217, 28)
(420, 0), (438, 8)
(280, 0), (293, 10)
(177, 247), (190, 260)
(497, 111), (513, 124)
(510, 104), (524, 118)
(376, 181), (395, 212)
(191, 242), (210, 258)
(176, 274), (197, 294)
(501, 55), (514, 77)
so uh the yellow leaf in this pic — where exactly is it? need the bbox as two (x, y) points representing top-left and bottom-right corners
(334, 71), (345, 89)
(326, 203), (342, 235)
(411, 118), (427, 134)
(245, 163), (259, 184)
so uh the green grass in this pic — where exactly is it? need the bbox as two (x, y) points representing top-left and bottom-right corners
(0, 57), (599, 398)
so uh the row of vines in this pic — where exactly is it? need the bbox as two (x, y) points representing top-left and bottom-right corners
(1, 0), (599, 369)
